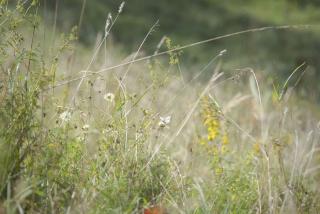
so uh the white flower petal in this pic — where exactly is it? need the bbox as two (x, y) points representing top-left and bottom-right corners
(159, 115), (171, 127)
(59, 111), (72, 122)
(103, 93), (115, 102)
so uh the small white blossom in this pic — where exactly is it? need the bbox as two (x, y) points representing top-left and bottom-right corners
(77, 136), (85, 142)
(104, 93), (115, 102)
(108, 13), (112, 20)
(59, 111), (72, 122)
(158, 116), (171, 128)
(82, 124), (90, 130)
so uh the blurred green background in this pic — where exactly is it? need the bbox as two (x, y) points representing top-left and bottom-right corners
(43, 0), (320, 98)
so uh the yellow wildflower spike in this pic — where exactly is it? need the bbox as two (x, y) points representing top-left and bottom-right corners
(222, 134), (229, 145)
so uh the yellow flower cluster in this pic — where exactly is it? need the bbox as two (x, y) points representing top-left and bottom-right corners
(200, 96), (230, 175)
(165, 37), (183, 65)
(253, 142), (261, 155)
(201, 96), (221, 142)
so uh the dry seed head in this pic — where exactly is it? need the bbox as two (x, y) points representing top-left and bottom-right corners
(105, 13), (112, 35)
(118, 2), (125, 13)
(108, 13), (112, 21)
(219, 49), (227, 56)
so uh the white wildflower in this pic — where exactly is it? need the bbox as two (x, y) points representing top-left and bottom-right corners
(118, 2), (125, 13)
(77, 135), (85, 142)
(59, 111), (72, 122)
(82, 124), (90, 130)
(158, 116), (171, 128)
(104, 92), (115, 102)
(135, 131), (143, 140)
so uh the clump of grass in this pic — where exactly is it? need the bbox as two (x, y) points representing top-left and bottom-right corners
(0, 0), (42, 198)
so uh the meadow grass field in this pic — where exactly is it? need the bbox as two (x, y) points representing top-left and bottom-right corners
(0, 1), (320, 213)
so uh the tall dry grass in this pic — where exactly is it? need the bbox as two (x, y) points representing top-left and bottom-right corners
(0, 1), (319, 213)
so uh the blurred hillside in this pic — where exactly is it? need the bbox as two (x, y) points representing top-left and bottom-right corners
(44, 0), (320, 98)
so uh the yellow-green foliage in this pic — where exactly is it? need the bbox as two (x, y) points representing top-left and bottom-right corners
(165, 37), (183, 65)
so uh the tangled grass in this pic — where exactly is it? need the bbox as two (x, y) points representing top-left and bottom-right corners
(0, 1), (319, 213)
